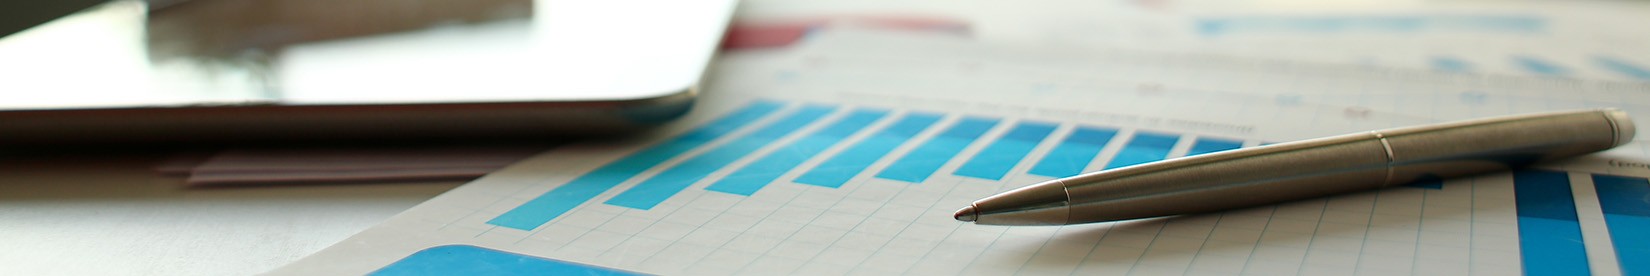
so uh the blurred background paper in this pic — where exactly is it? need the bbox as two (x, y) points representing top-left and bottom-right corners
(720, 15), (970, 49)
(737, 0), (1650, 82)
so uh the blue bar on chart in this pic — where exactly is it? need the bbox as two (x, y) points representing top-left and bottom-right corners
(1430, 57), (1472, 73)
(1595, 56), (1650, 80)
(795, 113), (944, 188)
(488, 101), (783, 231)
(876, 117), (1000, 183)
(1405, 179), (1445, 190)
(1591, 174), (1650, 276)
(606, 105), (836, 210)
(1514, 56), (1570, 76)
(1185, 137), (1243, 156)
(1028, 127), (1118, 178)
(1512, 170), (1590, 275)
(372, 245), (641, 276)
(1401, 174), (1445, 190)
(705, 109), (890, 196)
(1103, 132), (1181, 169)
(953, 121), (1058, 180)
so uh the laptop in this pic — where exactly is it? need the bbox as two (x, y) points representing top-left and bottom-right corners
(0, 0), (736, 144)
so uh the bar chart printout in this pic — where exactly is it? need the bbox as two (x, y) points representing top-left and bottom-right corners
(267, 23), (1650, 274)
(489, 100), (1244, 232)
(481, 99), (1273, 234)
(280, 98), (1650, 276)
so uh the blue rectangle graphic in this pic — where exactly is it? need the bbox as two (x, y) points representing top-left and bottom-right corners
(1103, 132), (1181, 169)
(1513, 170), (1590, 276)
(606, 105), (837, 210)
(1186, 137), (1243, 156)
(705, 109), (890, 195)
(953, 121), (1057, 180)
(372, 245), (641, 276)
(1515, 56), (1569, 76)
(795, 113), (944, 188)
(1592, 174), (1650, 276)
(1431, 57), (1472, 73)
(487, 101), (783, 231)
(1596, 56), (1650, 80)
(876, 117), (1000, 183)
(1027, 127), (1118, 178)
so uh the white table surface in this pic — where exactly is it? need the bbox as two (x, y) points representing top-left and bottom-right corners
(0, 153), (462, 275)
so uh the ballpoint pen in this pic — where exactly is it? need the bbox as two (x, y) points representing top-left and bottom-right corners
(954, 109), (1635, 226)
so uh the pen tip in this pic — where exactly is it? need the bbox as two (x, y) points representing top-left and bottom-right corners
(954, 205), (978, 222)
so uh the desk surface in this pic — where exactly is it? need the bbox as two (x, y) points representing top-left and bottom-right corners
(0, 154), (460, 275)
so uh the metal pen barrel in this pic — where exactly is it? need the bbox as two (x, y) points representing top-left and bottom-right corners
(960, 109), (1634, 226)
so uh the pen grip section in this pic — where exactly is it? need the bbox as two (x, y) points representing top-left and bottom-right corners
(1060, 133), (1391, 224)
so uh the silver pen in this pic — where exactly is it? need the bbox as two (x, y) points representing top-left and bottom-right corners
(954, 109), (1636, 225)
